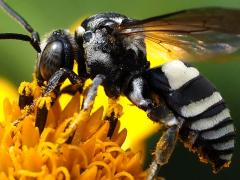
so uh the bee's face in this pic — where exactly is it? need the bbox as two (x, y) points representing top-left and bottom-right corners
(74, 14), (127, 76)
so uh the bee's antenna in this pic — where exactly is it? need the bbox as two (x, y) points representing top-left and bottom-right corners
(0, 0), (41, 52)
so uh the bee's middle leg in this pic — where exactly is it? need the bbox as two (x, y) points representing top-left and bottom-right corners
(124, 75), (182, 179)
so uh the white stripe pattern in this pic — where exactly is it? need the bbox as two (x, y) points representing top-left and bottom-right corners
(161, 60), (199, 90)
(201, 124), (234, 140)
(212, 139), (235, 150)
(190, 109), (230, 131)
(181, 92), (223, 118)
(219, 154), (233, 161)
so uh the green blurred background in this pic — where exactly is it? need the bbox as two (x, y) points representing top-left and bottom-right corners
(0, 0), (239, 179)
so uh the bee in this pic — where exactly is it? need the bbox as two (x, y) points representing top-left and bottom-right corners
(0, 0), (238, 179)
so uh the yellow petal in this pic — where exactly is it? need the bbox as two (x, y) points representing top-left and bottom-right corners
(82, 107), (104, 140)
(0, 172), (8, 180)
(92, 122), (110, 141)
(21, 116), (39, 147)
(79, 165), (98, 180)
(0, 146), (13, 174)
(80, 137), (96, 163)
(22, 148), (43, 171)
(0, 79), (17, 122)
(125, 152), (142, 174)
(45, 99), (61, 128)
(113, 128), (127, 146)
(58, 93), (80, 125)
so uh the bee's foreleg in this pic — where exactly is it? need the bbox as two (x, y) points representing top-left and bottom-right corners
(35, 68), (83, 132)
(82, 74), (106, 110)
(44, 68), (84, 96)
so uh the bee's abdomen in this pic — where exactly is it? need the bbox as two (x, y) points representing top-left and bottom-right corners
(180, 101), (235, 172)
(147, 60), (235, 171)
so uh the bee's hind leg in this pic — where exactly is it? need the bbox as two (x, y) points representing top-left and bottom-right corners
(147, 104), (184, 180)
(147, 122), (180, 180)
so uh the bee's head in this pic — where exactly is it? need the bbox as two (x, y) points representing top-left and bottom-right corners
(73, 13), (129, 76)
(36, 29), (85, 84)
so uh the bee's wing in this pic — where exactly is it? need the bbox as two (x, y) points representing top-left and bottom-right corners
(118, 8), (240, 61)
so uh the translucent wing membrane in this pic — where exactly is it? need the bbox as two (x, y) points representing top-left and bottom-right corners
(119, 8), (240, 61)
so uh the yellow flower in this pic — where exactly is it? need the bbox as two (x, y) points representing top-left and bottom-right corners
(0, 80), (147, 179)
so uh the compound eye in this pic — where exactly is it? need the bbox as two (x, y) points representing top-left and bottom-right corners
(39, 41), (65, 80)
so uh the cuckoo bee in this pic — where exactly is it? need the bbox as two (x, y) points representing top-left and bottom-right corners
(0, 0), (239, 179)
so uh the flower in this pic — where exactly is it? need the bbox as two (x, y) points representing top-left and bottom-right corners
(0, 80), (147, 179)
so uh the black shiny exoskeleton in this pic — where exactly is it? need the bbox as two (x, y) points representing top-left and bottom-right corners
(1, 1), (239, 179)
